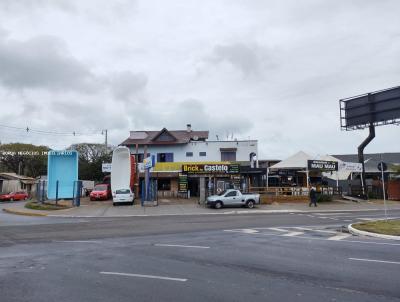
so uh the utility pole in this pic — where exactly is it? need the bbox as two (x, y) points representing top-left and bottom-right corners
(102, 129), (108, 148)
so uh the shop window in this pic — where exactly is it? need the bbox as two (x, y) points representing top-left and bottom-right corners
(199, 152), (206, 157)
(186, 152), (193, 157)
(157, 153), (174, 162)
(221, 151), (236, 161)
(137, 153), (150, 163)
(158, 179), (171, 190)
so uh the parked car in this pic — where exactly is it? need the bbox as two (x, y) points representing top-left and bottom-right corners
(112, 188), (135, 206)
(0, 191), (29, 201)
(90, 184), (111, 201)
(206, 189), (260, 209)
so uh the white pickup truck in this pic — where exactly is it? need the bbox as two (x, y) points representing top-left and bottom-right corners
(206, 189), (260, 209)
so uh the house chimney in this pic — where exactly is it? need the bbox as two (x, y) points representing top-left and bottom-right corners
(186, 124), (192, 132)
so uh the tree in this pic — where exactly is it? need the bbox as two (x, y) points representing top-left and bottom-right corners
(68, 143), (112, 181)
(0, 143), (50, 177)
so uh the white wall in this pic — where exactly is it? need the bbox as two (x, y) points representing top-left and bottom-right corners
(128, 140), (257, 163)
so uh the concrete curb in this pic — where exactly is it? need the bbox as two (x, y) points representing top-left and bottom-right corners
(2, 208), (48, 217)
(348, 223), (400, 241)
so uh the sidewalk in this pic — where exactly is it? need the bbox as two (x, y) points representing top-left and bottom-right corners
(2, 199), (400, 218)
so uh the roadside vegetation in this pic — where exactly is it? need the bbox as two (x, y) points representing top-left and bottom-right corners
(352, 220), (400, 236)
(317, 194), (333, 202)
(25, 201), (70, 211)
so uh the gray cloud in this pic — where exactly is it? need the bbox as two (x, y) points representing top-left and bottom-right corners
(0, 35), (98, 92)
(128, 98), (253, 139)
(208, 42), (274, 76)
(110, 71), (148, 102)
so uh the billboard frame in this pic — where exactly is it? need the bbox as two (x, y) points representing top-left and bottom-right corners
(340, 85), (400, 131)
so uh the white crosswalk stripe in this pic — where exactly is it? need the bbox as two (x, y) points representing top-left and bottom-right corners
(327, 233), (352, 241)
(225, 226), (358, 242)
(282, 231), (304, 237)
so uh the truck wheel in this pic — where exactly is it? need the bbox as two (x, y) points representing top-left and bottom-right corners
(215, 201), (223, 209)
(246, 200), (255, 209)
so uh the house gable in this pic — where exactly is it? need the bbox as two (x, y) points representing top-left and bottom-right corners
(151, 128), (177, 142)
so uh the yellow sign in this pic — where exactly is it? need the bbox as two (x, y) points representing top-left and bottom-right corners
(154, 161), (230, 172)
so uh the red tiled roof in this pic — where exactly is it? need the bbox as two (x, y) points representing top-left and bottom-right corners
(120, 128), (209, 146)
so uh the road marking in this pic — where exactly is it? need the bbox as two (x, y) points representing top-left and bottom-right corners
(314, 213), (348, 216)
(328, 233), (352, 241)
(268, 227), (288, 232)
(344, 220), (352, 222)
(293, 227), (337, 234)
(358, 218), (376, 221)
(282, 231), (304, 237)
(100, 271), (187, 282)
(154, 244), (210, 249)
(259, 233), (400, 246)
(53, 240), (102, 243)
(349, 258), (400, 265)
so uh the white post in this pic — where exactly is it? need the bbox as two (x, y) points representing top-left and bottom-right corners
(380, 155), (387, 221)
(266, 168), (269, 190)
(306, 169), (309, 188)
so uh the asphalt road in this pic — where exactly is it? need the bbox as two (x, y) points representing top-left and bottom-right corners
(1, 209), (400, 301)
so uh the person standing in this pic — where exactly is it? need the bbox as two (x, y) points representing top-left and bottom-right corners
(309, 186), (317, 207)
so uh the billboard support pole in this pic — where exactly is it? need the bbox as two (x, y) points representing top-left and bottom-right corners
(357, 123), (375, 199)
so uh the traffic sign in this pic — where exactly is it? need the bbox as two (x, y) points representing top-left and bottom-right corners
(377, 162), (387, 172)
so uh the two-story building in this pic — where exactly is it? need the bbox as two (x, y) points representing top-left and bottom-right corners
(120, 125), (260, 202)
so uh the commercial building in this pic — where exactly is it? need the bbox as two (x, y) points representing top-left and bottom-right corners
(120, 125), (260, 202)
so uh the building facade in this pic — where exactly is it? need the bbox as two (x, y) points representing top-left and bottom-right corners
(120, 125), (259, 202)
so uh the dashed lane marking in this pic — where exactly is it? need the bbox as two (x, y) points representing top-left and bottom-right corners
(154, 244), (210, 249)
(349, 258), (400, 265)
(100, 272), (188, 282)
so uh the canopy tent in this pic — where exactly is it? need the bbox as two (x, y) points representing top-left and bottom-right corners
(269, 151), (313, 187)
(269, 151), (312, 170)
(269, 152), (359, 188)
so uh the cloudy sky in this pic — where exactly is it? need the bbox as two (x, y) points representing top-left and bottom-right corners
(0, 0), (399, 158)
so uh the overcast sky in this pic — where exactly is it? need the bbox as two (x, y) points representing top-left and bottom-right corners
(0, 0), (399, 159)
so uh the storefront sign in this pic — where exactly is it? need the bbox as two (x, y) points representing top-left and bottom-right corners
(182, 164), (240, 174)
(307, 160), (338, 171)
(178, 174), (188, 193)
(143, 156), (155, 169)
(338, 161), (362, 172)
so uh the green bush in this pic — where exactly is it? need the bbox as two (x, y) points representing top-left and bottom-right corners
(25, 201), (69, 211)
(317, 194), (333, 202)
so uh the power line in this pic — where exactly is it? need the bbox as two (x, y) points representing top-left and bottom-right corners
(0, 124), (103, 136)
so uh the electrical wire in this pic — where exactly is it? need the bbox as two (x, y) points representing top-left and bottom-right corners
(0, 123), (103, 136)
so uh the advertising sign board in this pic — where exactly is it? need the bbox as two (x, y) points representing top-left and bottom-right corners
(338, 161), (362, 172)
(47, 150), (79, 199)
(340, 86), (400, 130)
(143, 156), (155, 169)
(102, 163), (112, 173)
(178, 174), (188, 193)
(307, 160), (338, 171)
(182, 164), (240, 174)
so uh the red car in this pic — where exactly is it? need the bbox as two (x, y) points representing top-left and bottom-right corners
(0, 191), (29, 201)
(90, 184), (111, 201)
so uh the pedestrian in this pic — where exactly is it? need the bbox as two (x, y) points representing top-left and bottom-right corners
(309, 186), (317, 207)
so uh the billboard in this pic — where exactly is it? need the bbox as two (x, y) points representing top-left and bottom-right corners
(340, 86), (400, 130)
(47, 150), (79, 199)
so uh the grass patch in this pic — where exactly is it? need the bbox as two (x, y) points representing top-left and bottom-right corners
(25, 201), (69, 211)
(352, 220), (400, 236)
